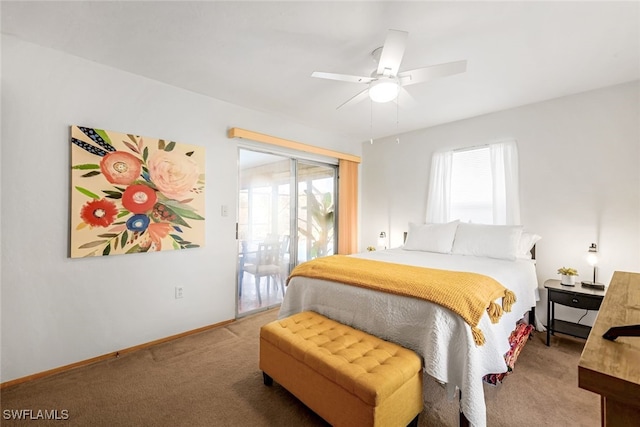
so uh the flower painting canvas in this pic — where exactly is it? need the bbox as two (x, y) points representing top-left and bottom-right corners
(70, 126), (205, 258)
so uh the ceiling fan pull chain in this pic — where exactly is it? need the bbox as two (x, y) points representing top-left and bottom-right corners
(396, 94), (400, 144)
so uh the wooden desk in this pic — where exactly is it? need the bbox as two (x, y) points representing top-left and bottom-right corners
(578, 271), (640, 426)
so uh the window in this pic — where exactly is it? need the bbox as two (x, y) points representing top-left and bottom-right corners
(426, 140), (520, 225)
(450, 147), (492, 223)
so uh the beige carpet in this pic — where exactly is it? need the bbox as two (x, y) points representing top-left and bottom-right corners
(1, 309), (599, 426)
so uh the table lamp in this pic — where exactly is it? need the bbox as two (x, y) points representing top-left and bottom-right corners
(581, 243), (604, 290)
(378, 231), (387, 250)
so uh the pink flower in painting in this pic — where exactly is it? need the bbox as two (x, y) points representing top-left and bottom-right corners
(80, 199), (118, 228)
(147, 151), (199, 200)
(122, 184), (157, 214)
(100, 151), (142, 185)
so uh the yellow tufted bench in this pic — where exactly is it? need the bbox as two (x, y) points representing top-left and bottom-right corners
(260, 311), (423, 427)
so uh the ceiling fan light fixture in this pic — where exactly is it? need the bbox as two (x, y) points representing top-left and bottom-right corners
(369, 77), (399, 103)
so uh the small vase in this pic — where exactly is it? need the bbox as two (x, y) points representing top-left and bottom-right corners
(561, 274), (575, 286)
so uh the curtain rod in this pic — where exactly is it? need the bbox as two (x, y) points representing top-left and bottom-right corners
(453, 143), (489, 153)
(453, 139), (516, 153)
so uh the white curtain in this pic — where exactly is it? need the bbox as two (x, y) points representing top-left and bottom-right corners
(425, 150), (453, 223)
(490, 140), (521, 225)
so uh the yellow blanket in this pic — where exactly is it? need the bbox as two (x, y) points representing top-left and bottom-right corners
(287, 255), (516, 346)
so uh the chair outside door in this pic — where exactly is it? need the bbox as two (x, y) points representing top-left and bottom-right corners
(242, 242), (283, 305)
(279, 235), (291, 277)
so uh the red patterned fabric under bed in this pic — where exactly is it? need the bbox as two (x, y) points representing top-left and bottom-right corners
(483, 322), (534, 386)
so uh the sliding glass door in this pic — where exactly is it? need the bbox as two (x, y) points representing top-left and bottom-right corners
(237, 149), (336, 316)
(296, 161), (336, 264)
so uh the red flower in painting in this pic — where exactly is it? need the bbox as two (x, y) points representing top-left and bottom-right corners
(122, 185), (157, 214)
(80, 199), (118, 228)
(100, 151), (142, 185)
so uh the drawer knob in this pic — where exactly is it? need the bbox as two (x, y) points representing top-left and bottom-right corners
(572, 298), (579, 303)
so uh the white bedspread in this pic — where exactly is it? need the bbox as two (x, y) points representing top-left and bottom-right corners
(279, 248), (539, 427)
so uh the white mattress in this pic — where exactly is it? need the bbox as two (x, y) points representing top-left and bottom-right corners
(279, 248), (539, 427)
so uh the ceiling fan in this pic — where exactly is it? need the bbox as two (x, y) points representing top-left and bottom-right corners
(311, 29), (467, 109)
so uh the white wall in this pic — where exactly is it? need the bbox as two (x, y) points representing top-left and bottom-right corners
(0, 35), (359, 383)
(361, 81), (640, 326)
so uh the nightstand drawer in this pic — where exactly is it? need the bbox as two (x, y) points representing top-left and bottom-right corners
(549, 290), (603, 310)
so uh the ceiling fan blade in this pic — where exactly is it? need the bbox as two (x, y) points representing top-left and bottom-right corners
(336, 88), (370, 110)
(398, 60), (467, 86)
(376, 29), (408, 76)
(311, 71), (374, 84)
(395, 87), (418, 109)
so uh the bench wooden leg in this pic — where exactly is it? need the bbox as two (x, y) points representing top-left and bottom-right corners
(407, 414), (419, 427)
(263, 372), (273, 386)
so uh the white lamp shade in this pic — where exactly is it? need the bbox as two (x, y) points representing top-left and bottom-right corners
(369, 78), (399, 103)
(587, 243), (598, 266)
(378, 231), (387, 248)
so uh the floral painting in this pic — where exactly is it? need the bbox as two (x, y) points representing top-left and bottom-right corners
(70, 126), (205, 258)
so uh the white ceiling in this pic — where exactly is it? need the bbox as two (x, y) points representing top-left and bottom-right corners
(2, 1), (639, 142)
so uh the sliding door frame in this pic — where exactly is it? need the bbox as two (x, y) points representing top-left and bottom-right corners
(230, 127), (360, 255)
(236, 146), (338, 317)
(295, 158), (338, 264)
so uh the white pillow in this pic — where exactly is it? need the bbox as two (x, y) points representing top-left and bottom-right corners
(517, 232), (542, 259)
(452, 223), (523, 261)
(403, 221), (459, 254)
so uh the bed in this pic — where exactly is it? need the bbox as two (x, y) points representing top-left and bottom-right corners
(279, 222), (540, 427)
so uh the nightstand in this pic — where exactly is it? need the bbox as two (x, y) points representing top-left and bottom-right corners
(544, 279), (606, 346)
